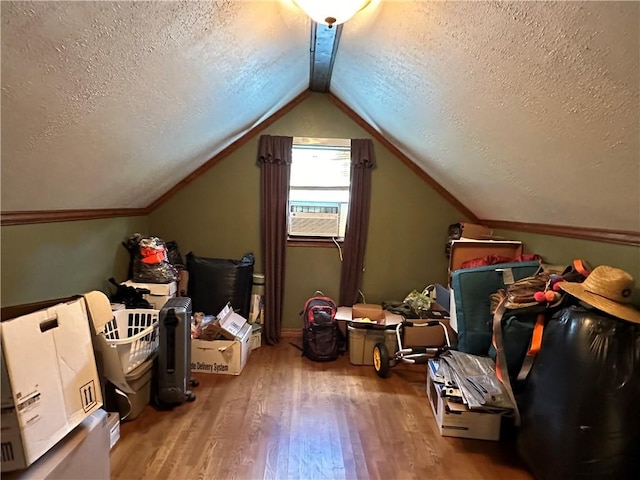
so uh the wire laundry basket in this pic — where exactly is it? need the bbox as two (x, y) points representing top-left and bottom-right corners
(103, 309), (159, 374)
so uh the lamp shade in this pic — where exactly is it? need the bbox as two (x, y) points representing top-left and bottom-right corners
(293, 0), (372, 28)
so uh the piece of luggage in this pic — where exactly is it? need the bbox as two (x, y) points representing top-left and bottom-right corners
(451, 261), (541, 355)
(300, 292), (341, 362)
(155, 297), (198, 408)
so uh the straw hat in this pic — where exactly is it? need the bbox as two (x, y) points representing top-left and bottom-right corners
(558, 265), (640, 324)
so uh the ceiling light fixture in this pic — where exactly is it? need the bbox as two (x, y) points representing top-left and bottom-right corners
(293, 0), (372, 29)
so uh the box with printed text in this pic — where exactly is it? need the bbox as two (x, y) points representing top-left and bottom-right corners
(1, 299), (103, 472)
(191, 306), (252, 375)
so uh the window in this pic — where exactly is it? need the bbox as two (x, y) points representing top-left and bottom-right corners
(289, 137), (351, 239)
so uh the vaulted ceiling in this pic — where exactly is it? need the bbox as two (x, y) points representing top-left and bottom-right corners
(2, 1), (639, 236)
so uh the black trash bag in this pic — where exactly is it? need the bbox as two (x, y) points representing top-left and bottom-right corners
(186, 252), (255, 318)
(517, 305), (640, 479)
(122, 234), (178, 284)
(122, 234), (142, 280)
(166, 240), (185, 271)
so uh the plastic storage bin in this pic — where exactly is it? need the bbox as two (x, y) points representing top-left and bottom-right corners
(348, 325), (397, 366)
(115, 357), (154, 421)
(103, 309), (159, 374)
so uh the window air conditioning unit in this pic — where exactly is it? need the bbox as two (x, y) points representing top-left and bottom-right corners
(289, 211), (340, 237)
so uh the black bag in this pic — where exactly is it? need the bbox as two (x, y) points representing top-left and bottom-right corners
(186, 252), (254, 319)
(301, 292), (340, 362)
(517, 305), (640, 479)
(122, 234), (178, 284)
(107, 277), (152, 309)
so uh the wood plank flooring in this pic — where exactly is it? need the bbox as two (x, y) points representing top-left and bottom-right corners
(110, 339), (533, 480)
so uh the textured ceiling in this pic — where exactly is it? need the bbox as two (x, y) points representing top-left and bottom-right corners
(1, 1), (310, 210)
(2, 1), (639, 233)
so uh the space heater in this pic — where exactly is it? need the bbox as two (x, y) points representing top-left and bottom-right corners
(156, 297), (198, 407)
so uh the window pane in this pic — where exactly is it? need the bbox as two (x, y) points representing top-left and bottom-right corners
(290, 146), (350, 187)
(289, 188), (350, 203)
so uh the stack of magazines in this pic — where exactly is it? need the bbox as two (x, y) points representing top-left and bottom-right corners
(430, 350), (515, 412)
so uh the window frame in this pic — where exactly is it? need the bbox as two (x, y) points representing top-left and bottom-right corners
(287, 137), (352, 246)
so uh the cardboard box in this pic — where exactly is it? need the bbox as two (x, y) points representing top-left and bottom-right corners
(337, 306), (403, 326)
(3, 409), (110, 480)
(249, 293), (264, 324)
(121, 280), (177, 310)
(426, 361), (502, 441)
(191, 322), (252, 375)
(216, 303), (248, 338)
(352, 303), (385, 322)
(403, 316), (456, 348)
(200, 303), (249, 341)
(1, 300), (103, 472)
(250, 324), (262, 351)
(448, 240), (523, 283)
(458, 222), (494, 240)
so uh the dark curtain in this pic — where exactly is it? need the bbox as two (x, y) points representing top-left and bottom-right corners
(257, 135), (293, 345)
(339, 139), (376, 306)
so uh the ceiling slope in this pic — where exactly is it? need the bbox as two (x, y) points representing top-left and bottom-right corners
(1, 0), (309, 210)
(332, 0), (639, 233)
(2, 1), (639, 237)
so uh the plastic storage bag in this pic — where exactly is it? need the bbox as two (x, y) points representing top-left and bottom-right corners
(123, 234), (178, 284)
(186, 252), (254, 318)
(517, 305), (640, 478)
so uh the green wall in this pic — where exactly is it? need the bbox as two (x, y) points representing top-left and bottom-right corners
(1, 216), (147, 308)
(4, 94), (637, 320)
(149, 93), (466, 328)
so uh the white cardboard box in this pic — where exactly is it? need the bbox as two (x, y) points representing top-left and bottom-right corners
(426, 361), (502, 441)
(121, 280), (177, 310)
(1, 299), (103, 472)
(217, 303), (248, 338)
(191, 322), (252, 375)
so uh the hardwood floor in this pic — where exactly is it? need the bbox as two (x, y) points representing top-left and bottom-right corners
(110, 340), (533, 480)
